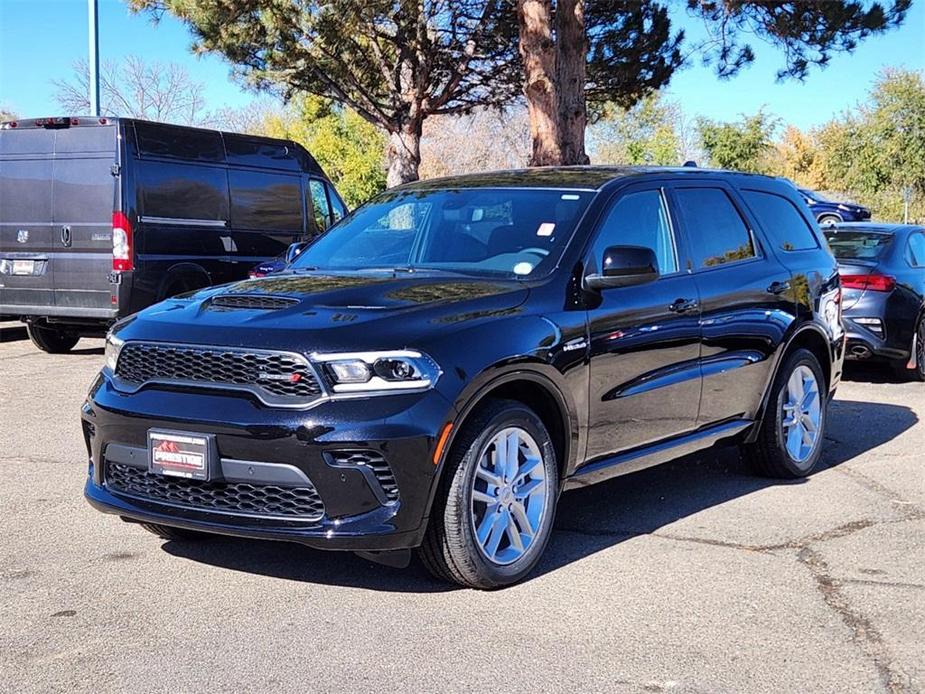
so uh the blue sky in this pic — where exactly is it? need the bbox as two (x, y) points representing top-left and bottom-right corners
(1, 0), (923, 129)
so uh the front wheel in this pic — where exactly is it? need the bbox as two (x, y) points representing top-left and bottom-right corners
(418, 399), (559, 589)
(744, 349), (827, 478)
(817, 214), (841, 227)
(26, 323), (79, 353)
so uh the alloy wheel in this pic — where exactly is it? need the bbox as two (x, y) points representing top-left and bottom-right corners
(470, 427), (548, 566)
(780, 365), (822, 463)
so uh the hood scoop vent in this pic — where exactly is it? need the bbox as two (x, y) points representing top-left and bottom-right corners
(210, 295), (300, 311)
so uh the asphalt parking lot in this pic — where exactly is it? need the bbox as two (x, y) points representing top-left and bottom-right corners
(0, 326), (922, 693)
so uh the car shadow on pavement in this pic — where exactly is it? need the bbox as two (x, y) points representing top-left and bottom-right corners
(162, 398), (917, 592)
(842, 361), (917, 384)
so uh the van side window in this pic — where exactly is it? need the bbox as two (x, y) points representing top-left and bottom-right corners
(309, 178), (332, 231)
(590, 189), (678, 274)
(907, 232), (925, 268)
(135, 122), (224, 162)
(136, 161), (228, 220)
(742, 190), (819, 251)
(326, 183), (347, 223)
(675, 188), (755, 268)
(229, 170), (302, 232)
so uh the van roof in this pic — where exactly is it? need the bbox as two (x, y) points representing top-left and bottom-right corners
(0, 116), (325, 177)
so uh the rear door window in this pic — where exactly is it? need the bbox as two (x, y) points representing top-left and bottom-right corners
(675, 188), (756, 269)
(229, 170), (302, 232)
(136, 161), (229, 221)
(741, 190), (819, 251)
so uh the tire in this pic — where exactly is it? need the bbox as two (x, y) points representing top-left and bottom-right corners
(817, 214), (841, 227)
(744, 348), (828, 478)
(26, 323), (79, 353)
(418, 399), (559, 589)
(139, 522), (212, 542)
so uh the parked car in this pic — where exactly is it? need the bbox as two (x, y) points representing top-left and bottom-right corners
(0, 116), (345, 353)
(798, 188), (871, 226)
(83, 166), (845, 589)
(248, 241), (310, 278)
(823, 222), (925, 380)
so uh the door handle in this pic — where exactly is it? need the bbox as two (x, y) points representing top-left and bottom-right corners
(669, 298), (699, 314)
(60, 225), (72, 247)
(767, 280), (791, 295)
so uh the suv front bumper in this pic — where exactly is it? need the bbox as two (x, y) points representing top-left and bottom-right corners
(82, 373), (455, 551)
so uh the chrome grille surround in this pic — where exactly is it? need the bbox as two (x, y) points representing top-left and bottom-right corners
(113, 342), (326, 408)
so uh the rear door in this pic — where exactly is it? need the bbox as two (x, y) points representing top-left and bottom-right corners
(52, 125), (118, 313)
(670, 183), (794, 426)
(0, 128), (57, 310)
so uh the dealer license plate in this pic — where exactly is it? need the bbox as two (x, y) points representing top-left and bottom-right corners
(148, 430), (214, 481)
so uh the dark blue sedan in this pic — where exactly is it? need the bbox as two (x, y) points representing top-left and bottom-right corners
(824, 223), (925, 380)
(800, 189), (871, 226)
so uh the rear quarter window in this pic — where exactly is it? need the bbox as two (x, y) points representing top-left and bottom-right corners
(742, 189), (819, 251)
(135, 122), (224, 162)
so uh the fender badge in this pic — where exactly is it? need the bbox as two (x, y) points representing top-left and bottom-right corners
(16, 229), (29, 243)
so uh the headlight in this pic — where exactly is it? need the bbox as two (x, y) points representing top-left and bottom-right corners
(311, 350), (441, 394)
(104, 333), (124, 372)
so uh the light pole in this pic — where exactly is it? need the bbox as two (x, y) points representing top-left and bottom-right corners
(88, 0), (100, 117)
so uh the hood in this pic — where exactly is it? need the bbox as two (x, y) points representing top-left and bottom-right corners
(118, 271), (531, 352)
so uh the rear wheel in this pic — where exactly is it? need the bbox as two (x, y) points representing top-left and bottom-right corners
(744, 349), (827, 478)
(139, 523), (212, 542)
(26, 323), (79, 353)
(418, 399), (559, 589)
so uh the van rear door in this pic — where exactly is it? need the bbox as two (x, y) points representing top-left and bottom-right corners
(51, 125), (118, 314)
(0, 128), (57, 311)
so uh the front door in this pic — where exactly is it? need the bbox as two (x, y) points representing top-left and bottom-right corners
(584, 185), (702, 462)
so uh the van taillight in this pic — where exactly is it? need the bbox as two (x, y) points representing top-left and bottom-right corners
(112, 212), (133, 272)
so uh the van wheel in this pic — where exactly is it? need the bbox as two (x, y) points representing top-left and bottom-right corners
(744, 349), (827, 478)
(418, 399), (559, 589)
(26, 323), (79, 353)
(139, 523), (212, 542)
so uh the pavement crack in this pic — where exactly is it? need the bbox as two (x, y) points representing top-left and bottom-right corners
(797, 547), (915, 694)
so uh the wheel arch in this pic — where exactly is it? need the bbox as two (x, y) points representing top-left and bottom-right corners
(156, 263), (212, 301)
(746, 323), (833, 443)
(438, 367), (579, 486)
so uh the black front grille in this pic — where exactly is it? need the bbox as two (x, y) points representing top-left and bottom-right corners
(115, 342), (323, 404)
(210, 295), (299, 310)
(329, 450), (399, 502)
(106, 463), (325, 521)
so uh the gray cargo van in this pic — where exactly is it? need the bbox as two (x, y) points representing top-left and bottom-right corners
(0, 116), (345, 352)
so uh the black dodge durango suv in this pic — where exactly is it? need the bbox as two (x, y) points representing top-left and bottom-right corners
(83, 167), (846, 589)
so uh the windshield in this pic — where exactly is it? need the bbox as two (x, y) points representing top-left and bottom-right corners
(823, 230), (893, 260)
(290, 187), (594, 278)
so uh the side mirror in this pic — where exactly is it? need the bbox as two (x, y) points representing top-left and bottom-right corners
(285, 241), (309, 264)
(586, 245), (659, 290)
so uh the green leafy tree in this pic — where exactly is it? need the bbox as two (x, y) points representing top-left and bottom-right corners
(256, 96), (386, 208)
(129, 0), (521, 187)
(697, 111), (779, 173)
(517, 0), (910, 166)
(588, 94), (682, 166)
